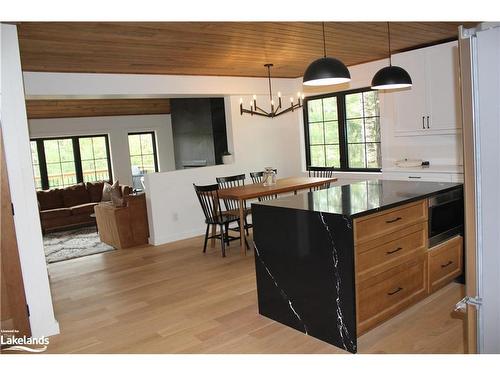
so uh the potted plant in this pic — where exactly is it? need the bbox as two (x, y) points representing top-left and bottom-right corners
(222, 151), (233, 165)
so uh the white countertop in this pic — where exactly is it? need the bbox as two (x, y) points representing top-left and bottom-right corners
(383, 165), (464, 174)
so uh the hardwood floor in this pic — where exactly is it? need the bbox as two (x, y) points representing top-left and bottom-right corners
(41, 234), (465, 354)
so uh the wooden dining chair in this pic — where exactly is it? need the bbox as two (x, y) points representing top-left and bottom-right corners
(250, 170), (278, 201)
(308, 167), (335, 191)
(193, 183), (246, 257)
(216, 174), (252, 234)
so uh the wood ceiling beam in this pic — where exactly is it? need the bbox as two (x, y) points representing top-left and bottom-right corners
(26, 99), (171, 119)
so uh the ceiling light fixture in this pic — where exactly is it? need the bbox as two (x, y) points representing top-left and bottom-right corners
(240, 64), (303, 118)
(371, 22), (413, 90)
(303, 22), (351, 86)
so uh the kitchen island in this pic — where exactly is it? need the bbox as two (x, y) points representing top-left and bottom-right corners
(251, 179), (464, 353)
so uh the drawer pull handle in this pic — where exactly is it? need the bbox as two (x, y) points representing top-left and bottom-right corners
(386, 247), (403, 255)
(385, 217), (402, 224)
(408, 176), (421, 179)
(441, 260), (453, 268)
(387, 287), (403, 296)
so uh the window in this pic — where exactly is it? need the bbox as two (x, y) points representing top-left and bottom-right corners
(30, 135), (112, 190)
(79, 136), (111, 183)
(30, 141), (42, 190)
(43, 138), (77, 188)
(128, 132), (159, 191)
(304, 88), (381, 171)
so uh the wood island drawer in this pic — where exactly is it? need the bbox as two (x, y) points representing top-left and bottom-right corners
(428, 236), (463, 293)
(356, 222), (427, 280)
(357, 255), (428, 335)
(354, 200), (427, 244)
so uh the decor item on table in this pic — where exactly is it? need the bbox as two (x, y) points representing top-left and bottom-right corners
(371, 22), (413, 90)
(239, 64), (303, 118)
(43, 226), (114, 263)
(36, 181), (131, 233)
(222, 151), (233, 164)
(303, 22), (351, 86)
(250, 169), (278, 184)
(250, 169), (278, 201)
(262, 167), (277, 186)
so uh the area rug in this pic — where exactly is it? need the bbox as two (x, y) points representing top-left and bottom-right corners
(43, 227), (115, 263)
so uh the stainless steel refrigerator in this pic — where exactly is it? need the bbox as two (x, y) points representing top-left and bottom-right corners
(458, 22), (500, 354)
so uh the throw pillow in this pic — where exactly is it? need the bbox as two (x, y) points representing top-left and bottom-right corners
(86, 181), (105, 202)
(101, 180), (121, 202)
(61, 183), (90, 207)
(111, 195), (125, 207)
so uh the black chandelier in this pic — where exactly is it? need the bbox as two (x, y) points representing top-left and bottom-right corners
(240, 64), (303, 118)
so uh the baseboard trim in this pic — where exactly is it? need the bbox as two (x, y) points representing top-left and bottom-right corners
(149, 226), (206, 246)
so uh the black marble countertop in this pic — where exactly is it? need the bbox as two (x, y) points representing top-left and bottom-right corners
(253, 179), (463, 218)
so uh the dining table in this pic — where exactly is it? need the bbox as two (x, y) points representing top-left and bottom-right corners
(217, 176), (337, 254)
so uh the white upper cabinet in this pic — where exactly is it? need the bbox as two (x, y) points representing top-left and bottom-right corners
(391, 48), (427, 134)
(392, 41), (462, 136)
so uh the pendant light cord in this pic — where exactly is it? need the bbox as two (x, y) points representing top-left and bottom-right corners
(387, 22), (392, 66)
(322, 22), (327, 58)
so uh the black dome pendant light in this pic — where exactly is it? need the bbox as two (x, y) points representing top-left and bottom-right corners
(371, 22), (412, 90)
(303, 22), (351, 86)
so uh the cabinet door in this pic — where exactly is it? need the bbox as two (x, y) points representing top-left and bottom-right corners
(426, 42), (462, 132)
(392, 48), (427, 134)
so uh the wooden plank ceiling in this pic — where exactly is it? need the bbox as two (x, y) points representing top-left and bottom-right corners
(25, 99), (171, 119)
(17, 22), (477, 78)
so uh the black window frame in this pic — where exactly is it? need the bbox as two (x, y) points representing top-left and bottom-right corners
(30, 134), (113, 190)
(127, 131), (159, 174)
(303, 87), (382, 173)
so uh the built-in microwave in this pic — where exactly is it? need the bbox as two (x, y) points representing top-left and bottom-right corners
(428, 187), (464, 248)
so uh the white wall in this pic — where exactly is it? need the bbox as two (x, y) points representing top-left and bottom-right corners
(0, 24), (59, 338)
(28, 114), (175, 186)
(146, 95), (303, 244)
